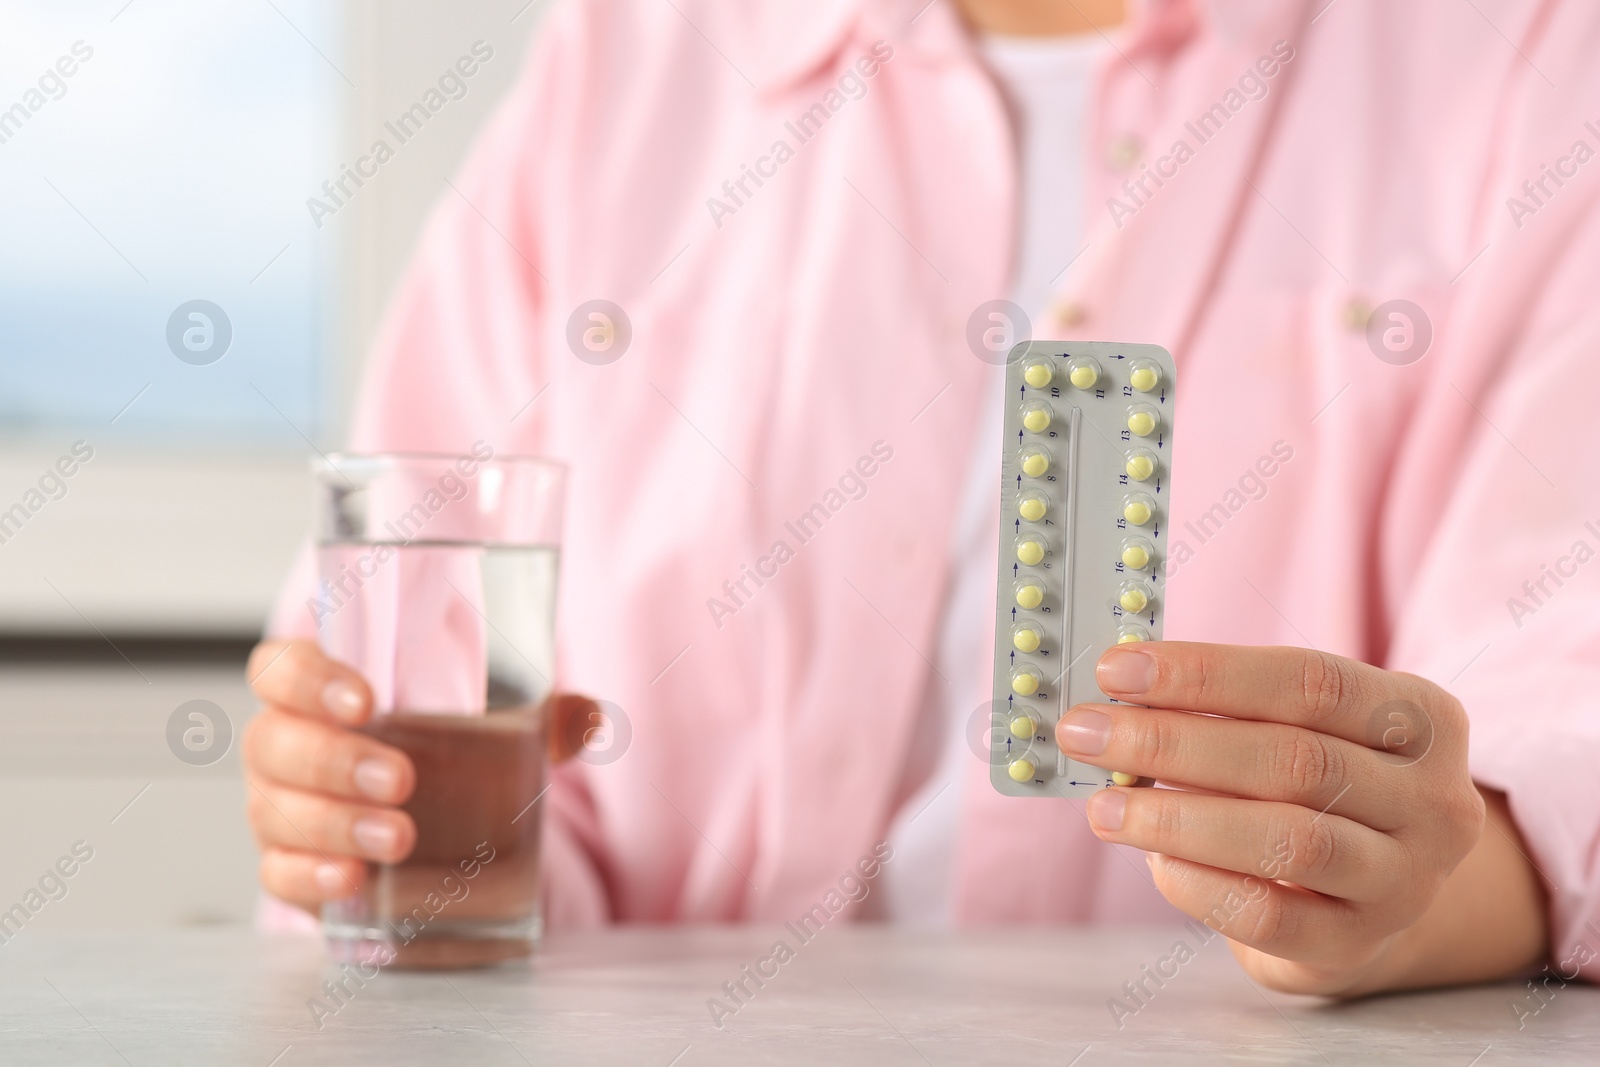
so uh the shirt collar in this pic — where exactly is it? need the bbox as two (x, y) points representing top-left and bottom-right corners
(752, 0), (866, 95)
(753, 0), (1298, 95)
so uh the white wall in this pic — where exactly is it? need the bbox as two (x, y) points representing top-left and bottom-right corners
(0, 658), (260, 932)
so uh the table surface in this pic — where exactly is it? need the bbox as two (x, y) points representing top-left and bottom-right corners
(0, 926), (1592, 1065)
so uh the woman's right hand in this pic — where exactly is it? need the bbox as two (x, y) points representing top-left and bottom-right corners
(242, 639), (418, 914)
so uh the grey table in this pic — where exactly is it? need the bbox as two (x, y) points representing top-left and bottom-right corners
(0, 926), (1592, 1065)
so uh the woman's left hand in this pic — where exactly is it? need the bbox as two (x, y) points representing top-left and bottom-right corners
(1057, 642), (1487, 996)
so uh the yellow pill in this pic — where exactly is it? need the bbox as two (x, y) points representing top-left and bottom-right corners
(1123, 500), (1152, 526)
(1018, 496), (1047, 522)
(1120, 586), (1149, 613)
(1068, 363), (1099, 389)
(1116, 631), (1144, 645)
(1021, 452), (1050, 478)
(1024, 361), (1054, 388)
(1008, 758), (1037, 783)
(1016, 539), (1045, 566)
(1009, 714), (1037, 740)
(1130, 366), (1160, 392)
(1125, 453), (1155, 481)
(1015, 584), (1044, 610)
(1121, 543), (1151, 570)
(1013, 628), (1041, 654)
(1011, 671), (1040, 697)
(1112, 771), (1139, 786)
(1021, 407), (1052, 433)
(1127, 410), (1157, 437)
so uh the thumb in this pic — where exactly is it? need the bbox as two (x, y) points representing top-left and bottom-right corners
(545, 692), (603, 764)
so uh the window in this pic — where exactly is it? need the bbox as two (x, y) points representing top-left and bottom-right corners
(0, 0), (336, 442)
(0, 0), (540, 633)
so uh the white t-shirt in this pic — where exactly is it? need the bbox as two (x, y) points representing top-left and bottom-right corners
(873, 32), (1107, 924)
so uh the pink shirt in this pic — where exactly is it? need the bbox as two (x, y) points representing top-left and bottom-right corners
(270, 0), (1600, 974)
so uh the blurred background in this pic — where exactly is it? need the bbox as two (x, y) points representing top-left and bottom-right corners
(0, 0), (546, 930)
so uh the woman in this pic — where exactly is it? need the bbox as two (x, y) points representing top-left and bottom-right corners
(242, 0), (1600, 996)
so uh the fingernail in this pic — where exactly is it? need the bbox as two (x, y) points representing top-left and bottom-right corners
(1098, 648), (1155, 696)
(354, 759), (400, 801)
(352, 817), (399, 857)
(1057, 708), (1113, 756)
(1087, 789), (1126, 832)
(314, 863), (348, 894)
(322, 679), (366, 723)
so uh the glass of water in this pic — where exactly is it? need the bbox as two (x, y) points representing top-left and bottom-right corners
(312, 449), (564, 969)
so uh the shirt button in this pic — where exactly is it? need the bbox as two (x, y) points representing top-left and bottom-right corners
(1052, 300), (1087, 329)
(1342, 297), (1372, 331)
(1106, 134), (1142, 169)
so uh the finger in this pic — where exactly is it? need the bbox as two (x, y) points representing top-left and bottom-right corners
(1057, 703), (1408, 830)
(259, 847), (365, 911)
(1145, 851), (1361, 965)
(246, 778), (415, 864)
(1095, 642), (1448, 754)
(1085, 788), (1406, 901)
(246, 639), (372, 726)
(546, 692), (602, 764)
(244, 707), (414, 805)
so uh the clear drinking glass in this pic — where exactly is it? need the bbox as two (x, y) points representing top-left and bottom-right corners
(312, 450), (564, 969)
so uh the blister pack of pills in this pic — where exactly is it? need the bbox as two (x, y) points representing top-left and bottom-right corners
(990, 341), (1176, 798)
